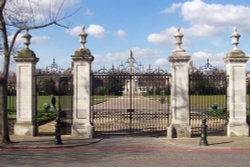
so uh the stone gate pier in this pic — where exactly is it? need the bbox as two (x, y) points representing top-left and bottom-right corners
(14, 31), (39, 136)
(224, 28), (249, 136)
(71, 26), (94, 138)
(167, 28), (191, 138)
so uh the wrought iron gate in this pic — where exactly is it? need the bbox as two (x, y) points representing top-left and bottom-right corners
(35, 59), (73, 135)
(91, 69), (170, 136)
(189, 61), (228, 136)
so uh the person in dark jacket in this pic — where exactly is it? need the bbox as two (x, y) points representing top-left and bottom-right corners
(51, 95), (56, 110)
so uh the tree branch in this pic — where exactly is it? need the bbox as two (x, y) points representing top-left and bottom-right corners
(54, 22), (69, 29)
(7, 28), (22, 58)
(57, 6), (81, 23)
(8, 20), (69, 57)
(0, 0), (6, 13)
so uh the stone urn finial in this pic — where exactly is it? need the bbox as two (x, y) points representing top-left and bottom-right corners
(23, 29), (32, 49)
(79, 25), (88, 49)
(174, 27), (185, 52)
(231, 27), (240, 50)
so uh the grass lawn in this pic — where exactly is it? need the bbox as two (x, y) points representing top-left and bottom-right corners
(7, 95), (250, 118)
(247, 95), (250, 115)
(7, 95), (73, 123)
(190, 95), (227, 120)
(189, 95), (227, 108)
(141, 95), (227, 108)
(142, 95), (171, 104)
(7, 96), (16, 115)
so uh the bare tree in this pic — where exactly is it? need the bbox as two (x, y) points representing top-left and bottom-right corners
(0, 0), (77, 144)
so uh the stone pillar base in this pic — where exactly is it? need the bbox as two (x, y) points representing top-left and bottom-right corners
(14, 122), (37, 136)
(227, 122), (249, 137)
(71, 122), (94, 138)
(167, 123), (191, 138)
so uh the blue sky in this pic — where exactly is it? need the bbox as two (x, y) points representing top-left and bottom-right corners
(8, 0), (250, 71)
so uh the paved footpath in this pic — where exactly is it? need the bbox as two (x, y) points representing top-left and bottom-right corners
(1, 104), (249, 166)
(1, 135), (250, 150)
(1, 135), (250, 167)
(2, 117), (250, 150)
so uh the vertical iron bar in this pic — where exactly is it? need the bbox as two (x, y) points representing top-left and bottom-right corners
(129, 74), (132, 134)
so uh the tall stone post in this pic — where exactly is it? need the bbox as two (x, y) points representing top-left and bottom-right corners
(224, 27), (249, 136)
(71, 26), (94, 138)
(14, 31), (39, 136)
(167, 28), (191, 138)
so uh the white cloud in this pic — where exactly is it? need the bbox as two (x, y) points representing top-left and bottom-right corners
(93, 47), (160, 68)
(131, 47), (160, 60)
(8, 33), (49, 47)
(181, 0), (248, 26)
(86, 24), (106, 38)
(147, 27), (192, 51)
(31, 35), (50, 44)
(192, 50), (225, 68)
(65, 26), (82, 36)
(160, 3), (182, 14)
(153, 58), (168, 67)
(116, 29), (126, 38)
(158, 0), (250, 40)
(147, 33), (168, 44)
(65, 24), (106, 38)
(147, 26), (176, 45)
(183, 24), (223, 38)
(150, 0), (250, 49)
(181, 0), (250, 33)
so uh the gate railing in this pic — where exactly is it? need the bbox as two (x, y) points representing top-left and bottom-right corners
(91, 72), (171, 136)
(35, 72), (73, 135)
(189, 68), (228, 136)
(246, 74), (250, 126)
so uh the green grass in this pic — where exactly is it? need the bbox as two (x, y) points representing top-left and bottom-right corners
(189, 95), (227, 108)
(59, 96), (73, 109)
(203, 109), (228, 120)
(7, 95), (250, 117)
(7, 95), (73, 123)
(142, 95), (171, 104)
(7, 96), (16, 115)
(37, 110), (58, 124)
(247, 95), (250, 116)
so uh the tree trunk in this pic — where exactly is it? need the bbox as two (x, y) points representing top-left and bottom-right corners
(0, 0), (11, 144)
(0, 78), (10, 144)
(0, 0), (69, 144)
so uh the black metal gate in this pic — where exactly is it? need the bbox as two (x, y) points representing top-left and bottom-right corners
(57, 76), (73, 135)
(91, 69), (170, 136)
(35, 60), (73, 135)
(189, 61), (228, 136)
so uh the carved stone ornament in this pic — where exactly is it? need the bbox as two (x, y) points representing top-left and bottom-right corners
(72, 48), (94, 62)
(14, 30), (39, 62)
